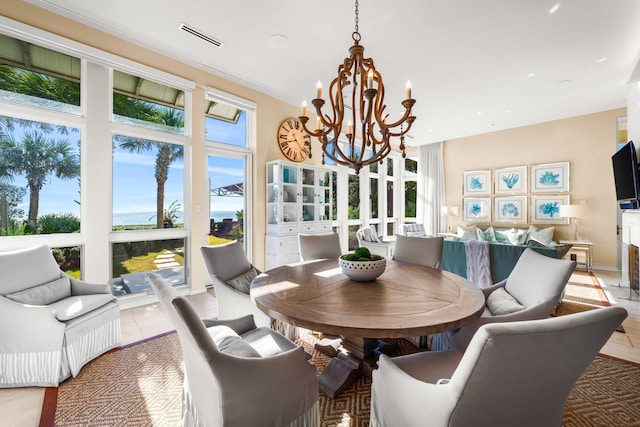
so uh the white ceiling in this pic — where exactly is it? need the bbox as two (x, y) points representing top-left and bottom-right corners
(30, 0), (640, 145)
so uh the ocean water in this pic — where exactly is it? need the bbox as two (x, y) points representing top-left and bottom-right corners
(112, 210), (240, 226)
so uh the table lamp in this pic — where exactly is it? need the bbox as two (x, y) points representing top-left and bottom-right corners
(441, 205), (459, 233)
(559, 204), (588, 241)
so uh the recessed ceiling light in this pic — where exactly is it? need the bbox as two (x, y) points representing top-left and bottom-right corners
(556, 79), (572, 86)
(549, 4), (560, 14)
(597, 57), (608, 63)
(268, 34), (290, 50)
(528, 73), (535, 78)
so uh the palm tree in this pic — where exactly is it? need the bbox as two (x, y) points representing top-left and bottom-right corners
(117, 108), (184, 228)
(2, 131), (80, 230)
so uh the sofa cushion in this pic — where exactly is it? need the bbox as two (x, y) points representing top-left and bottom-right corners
(476, 226), (496, 242)
(527, 226), (555, 247)
(225, 266), (259, 294)
(495, 228), (528, 245)
(5, 276), (71, 305)
(208, 325), (261, 357)
(486, 287), (525, 315)
(49, 294), (116, 321)
(457, 225), (477, 241)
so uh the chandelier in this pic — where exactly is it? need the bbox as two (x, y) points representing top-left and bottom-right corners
(298, 0), (416, 175)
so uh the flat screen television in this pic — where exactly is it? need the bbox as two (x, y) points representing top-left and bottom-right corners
(612, 141), (639, 206)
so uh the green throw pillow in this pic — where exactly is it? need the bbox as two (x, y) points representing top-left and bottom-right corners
(457, 225), (477, 241)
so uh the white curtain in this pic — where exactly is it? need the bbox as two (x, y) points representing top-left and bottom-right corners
(418, 142), (446, 236)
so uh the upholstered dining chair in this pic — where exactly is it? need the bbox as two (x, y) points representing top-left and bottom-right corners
(445, 248), (576, 352)
(298, 232), (342, 261)
(147, 272), (319, 427)
(200, 241), (270, 328)
(393, 234), (444, 269)
(201, 241), (300, 340)
(393, 235), (444, 348)
(370, 306), (627, 427)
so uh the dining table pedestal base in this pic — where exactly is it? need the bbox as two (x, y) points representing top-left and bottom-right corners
(317, 337), (396, 398)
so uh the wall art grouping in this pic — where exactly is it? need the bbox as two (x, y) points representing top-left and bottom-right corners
(462, 162), (570, 224)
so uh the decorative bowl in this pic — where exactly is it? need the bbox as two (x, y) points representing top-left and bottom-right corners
(339, 256), (386, 282)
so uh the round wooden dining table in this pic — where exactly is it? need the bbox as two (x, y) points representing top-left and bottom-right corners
(250, 258), (485, 398)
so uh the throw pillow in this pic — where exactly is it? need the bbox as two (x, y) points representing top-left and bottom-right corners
(209, 325), (261, 357)
(476, 226), (496, 242)
(527, 225), (555, 247)
(225, 266), (259, 294)
(486, 287), (525, 315)
(367, 226), (381, 243)
(457, 225), (477, 241)
(5, 276), (71, 305)
(495, 228), (528, 245)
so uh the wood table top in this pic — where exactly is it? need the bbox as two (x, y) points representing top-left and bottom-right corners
(250, 258), (485, 338)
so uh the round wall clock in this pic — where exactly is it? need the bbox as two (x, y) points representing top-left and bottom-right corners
(277, 118), (312, 162)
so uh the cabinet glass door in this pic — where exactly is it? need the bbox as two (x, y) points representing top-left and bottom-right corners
(301, 168), (315, 222)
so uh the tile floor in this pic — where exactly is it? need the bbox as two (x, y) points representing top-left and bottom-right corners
(0, 269), (638, 427)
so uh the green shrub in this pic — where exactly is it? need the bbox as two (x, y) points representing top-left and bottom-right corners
(38, 212), (80, 234)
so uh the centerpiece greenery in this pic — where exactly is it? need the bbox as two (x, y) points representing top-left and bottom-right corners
(339, 247), (386, 281)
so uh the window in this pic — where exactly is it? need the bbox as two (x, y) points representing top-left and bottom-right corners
(112, 137), (185, 231)
(112, 238), (185, 296)
(110, 70), (190, 294)
(204, 87), (255, 258)
(0, 34), (81, 115)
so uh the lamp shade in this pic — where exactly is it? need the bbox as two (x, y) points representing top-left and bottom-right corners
(441, 206), (459, 217)
(559, 204), (588, 219)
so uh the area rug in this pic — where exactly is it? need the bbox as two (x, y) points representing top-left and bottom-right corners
(555, 271), (625, 332)
(563, 271), (613, 308)
(41, 329), (640, 427)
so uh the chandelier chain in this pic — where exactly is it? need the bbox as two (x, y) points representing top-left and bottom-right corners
(353, 0), (360, 42)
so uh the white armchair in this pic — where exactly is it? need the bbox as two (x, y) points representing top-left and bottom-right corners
(148, 272), (319, 427)
(445, 248), (576, 352)
(371, 306), (627, 427)
(356, 226), (394, 258)
(0, 245), (120, 387)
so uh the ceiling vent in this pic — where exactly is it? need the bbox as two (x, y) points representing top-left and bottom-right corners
(178, 23), (223, 48)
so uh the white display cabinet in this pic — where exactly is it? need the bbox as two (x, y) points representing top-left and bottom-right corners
(266, 160), (333, 269)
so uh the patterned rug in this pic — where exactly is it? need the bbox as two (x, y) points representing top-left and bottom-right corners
(42, 327), (640, 427)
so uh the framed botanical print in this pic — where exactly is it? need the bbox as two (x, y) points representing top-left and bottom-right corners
(494, 196), (527, 223)
(531, 195), (570, 224)
(463, 170), (492, 195)
(495, 166), (527, 194)
(463, 197), (491, 222)
(531, 162), (569, 193)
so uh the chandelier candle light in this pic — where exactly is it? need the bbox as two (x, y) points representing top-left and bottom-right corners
(298, 0), (416, 174)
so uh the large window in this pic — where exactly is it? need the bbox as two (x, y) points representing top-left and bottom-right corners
(0, 35), (82, 238)
(110, 70), (189, 296)
(204, 87), (255, 258)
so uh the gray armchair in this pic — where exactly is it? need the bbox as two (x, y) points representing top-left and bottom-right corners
(298, 232), (342, 261)
(370, 306), (627, 427)
(147, 272), (319, 427)
(446, 248), (576, 351)
(200, 241), (270, 328)
(0, 245), (120, 387)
